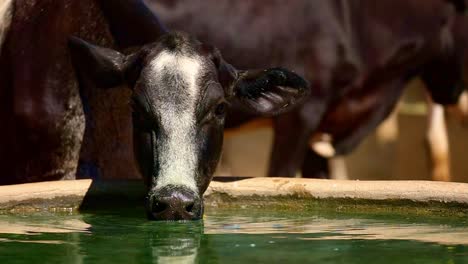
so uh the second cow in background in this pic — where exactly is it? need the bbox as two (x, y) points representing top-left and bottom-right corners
(150, 0), (468, 179)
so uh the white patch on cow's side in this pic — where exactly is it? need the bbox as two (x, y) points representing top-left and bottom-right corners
(0, 0), (13, 54)
(150, 51), (202, 192)
(310, 133), (336, 158)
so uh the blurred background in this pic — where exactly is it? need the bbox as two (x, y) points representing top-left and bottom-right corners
(217, 81), (468, 182)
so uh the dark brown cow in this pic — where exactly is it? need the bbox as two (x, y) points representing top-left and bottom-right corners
(1, 0), (111, 185)
(0, 0), (309, 220)
(150, 0), (468, 179)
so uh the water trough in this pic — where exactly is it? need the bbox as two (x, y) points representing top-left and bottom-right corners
(0, 178), (467, 216)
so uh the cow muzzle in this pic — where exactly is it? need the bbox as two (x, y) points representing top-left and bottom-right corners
(146, 186), (202, 221)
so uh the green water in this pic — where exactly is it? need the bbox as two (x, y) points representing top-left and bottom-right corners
(1, 209), (468, 264)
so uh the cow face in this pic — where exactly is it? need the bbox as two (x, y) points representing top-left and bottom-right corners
(69, 32), (309, 221)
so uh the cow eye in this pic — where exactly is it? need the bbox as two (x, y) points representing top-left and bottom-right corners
(214, 102), (227, 118)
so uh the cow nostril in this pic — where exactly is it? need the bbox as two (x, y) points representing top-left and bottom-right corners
(152, 201), (168, 213)
(148, 187), (201, 220)
(185, 202), (195, 213)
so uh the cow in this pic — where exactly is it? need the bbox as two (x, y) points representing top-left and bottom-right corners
(0, 0), (309, 220)
(150, 0), (468, 179)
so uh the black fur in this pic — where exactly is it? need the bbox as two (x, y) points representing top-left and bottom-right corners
(236, 68), (308, 99)
(446, 0), (467, 13)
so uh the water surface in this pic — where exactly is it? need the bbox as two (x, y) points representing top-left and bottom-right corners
(1, 209), (468, 263)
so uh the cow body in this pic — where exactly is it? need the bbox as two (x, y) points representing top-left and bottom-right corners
(150, 0), (467, 178)
(0, 0), (131, 184)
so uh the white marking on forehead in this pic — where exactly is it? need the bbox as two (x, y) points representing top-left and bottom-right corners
(151, 51), (201, 98)
(0, 0), (13, 55)
(150, 51), (202, 192)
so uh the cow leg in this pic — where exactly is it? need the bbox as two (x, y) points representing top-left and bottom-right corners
(426, 100), (451, 182)
(329, 157), (349, 180)
(268, 106), (319, 177)
(268, 125), (310, 177)
(301, 148), (329, 179)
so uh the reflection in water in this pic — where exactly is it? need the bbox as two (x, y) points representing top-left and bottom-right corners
(147, 221), (203, 264)
(0, 210), (468, 263)
(204, 215), (468, 245)
(76, 213), (204, 264)
(0, 218), (90, 235)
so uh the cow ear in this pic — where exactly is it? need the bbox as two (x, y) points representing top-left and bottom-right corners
(203, 44), (310, 116)
(232, 68), (310, 116)
(68, 36), (145, 89)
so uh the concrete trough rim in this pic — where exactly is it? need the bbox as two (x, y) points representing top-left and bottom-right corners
(206, 178), (468, 204)
(0, 178), (467, 214)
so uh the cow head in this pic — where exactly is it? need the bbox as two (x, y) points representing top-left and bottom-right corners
(69, 32), (309, 220)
